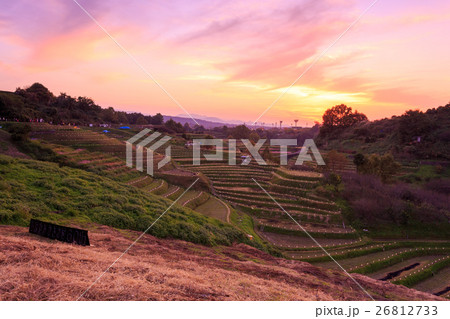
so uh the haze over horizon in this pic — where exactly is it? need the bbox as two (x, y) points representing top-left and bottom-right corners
(1, 0), (449, 124)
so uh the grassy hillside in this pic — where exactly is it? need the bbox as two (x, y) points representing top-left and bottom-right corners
(0, 154), (253, 247)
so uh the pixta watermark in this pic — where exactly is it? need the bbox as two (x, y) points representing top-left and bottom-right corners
(126, 130), (325, 176)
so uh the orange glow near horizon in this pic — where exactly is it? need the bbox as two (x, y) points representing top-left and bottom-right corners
(0, 0), (449, 125)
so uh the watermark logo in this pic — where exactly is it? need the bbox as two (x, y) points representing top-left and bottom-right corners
(127, 129), (324, 176)
(126, 128), (172, 176)
(193, 138), (325, 166)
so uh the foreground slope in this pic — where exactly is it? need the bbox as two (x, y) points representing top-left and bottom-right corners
(0, 225), (442, 301)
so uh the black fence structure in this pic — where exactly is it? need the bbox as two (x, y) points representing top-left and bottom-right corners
(29, 219), (90, 246)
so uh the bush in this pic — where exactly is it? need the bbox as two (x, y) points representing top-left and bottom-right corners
(355, 153), (401, 182)
(8, 123), (32, 141)
(341, 173), (448, 227)
(323, 171), (342, 191)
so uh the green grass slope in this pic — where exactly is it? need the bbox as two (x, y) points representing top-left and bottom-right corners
(0, 154), (254, 247)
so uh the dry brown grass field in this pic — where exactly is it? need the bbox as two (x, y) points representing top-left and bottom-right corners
(0, 225), (442, 301)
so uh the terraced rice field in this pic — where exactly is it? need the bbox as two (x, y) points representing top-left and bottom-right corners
(30, 127), (224, 215)
(162, 185), (182, 199)
(370, 255), (446, 281)
(31, 127), (126, 158)
(52, 145), (142, 183)
(412, 266), (450, 297)
(144, 179), (168, 195)
(176, 148), (449, 298)
(195, 197), (230, 223)
(308, 244), (450, 298)
(321, 150), (357, 173)
(316, 247), (448, 271)
(27, 127), (449, 298)
(286, 242), (387, 260)
(176, 150), (360, 248)
(258, 232), (362, 249)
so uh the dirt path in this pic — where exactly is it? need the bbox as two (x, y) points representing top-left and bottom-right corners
(216, 197), (231, 223)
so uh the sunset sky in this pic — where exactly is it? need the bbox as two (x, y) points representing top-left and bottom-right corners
(1, 0), (449, 125)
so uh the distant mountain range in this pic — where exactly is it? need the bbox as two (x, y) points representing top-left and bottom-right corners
(164, 113), (275, 129)
(163, 114), (243, 129)
(175, 113), (245, 125)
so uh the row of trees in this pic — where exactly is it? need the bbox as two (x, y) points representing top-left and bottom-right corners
(2, 83), (166, 126)
(4, 83), (224, 135)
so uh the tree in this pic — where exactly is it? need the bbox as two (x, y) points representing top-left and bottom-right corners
(0, 93), (27, 120)
(117, 111), (129, 124)
(249, 131), (260, 143)
(76, 96), (99, 113)
(398, 109), (434, 142)
(324, 150), (347, 172)
(353, 153), (367, 172)
(16, 83), (54, 105)
(327, 172), (342, 191)
(136, 115), (148, 125)
(183, 122), (191, 132)
(321, 104), (367, 134)
(357, 153), (401, 182)
(165, 119), (184, 133)
(151, 113), (164, 125)
(378, 153), (402, 182)
(8, 123), (32, 141)
(102, 107), (118, 123)
(222, 125), (229, 135)
(193, 125), (205, 133)
(231, 125), (251, 139)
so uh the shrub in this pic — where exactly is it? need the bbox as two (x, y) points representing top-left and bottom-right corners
(341, 173), (448, 227)
(356, 153), (401, 182)
(8, 123), (32, 141)
(353, 153), (366, 168)
(323, 171), (342, 191)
